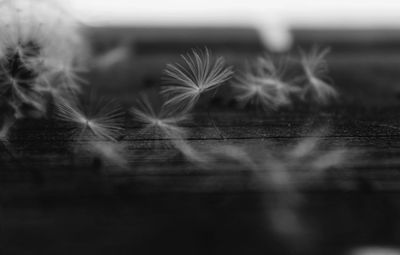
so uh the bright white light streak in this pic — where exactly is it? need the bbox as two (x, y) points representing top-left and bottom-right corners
(69, 0), (400, 28)
(68, 0), (400, 51)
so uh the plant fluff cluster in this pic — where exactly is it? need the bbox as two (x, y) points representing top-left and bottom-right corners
(0, 0), (345, 177)
(0, 0), (85, 125)
(0, 1), (352, 242)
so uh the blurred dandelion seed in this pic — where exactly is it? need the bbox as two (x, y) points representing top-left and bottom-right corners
(162, 48), (233, 111)
(289, 136), (320, 159)
(300, 47), (338, 104)
(0, 0), (85, 119)
(39, 60), (88, 95)
(0, 40), (46, 117)
(0, 119), (13, 143)
(233, 55), (299, 110)
(54, 93), (125, 141)
(85, 141), (129, 171)
(282, 134), (350, 182)
(95, 46), (130, 70)
(190, 128), (349, 183)
(172, 139), (209, 164)
(131, 94), (189, 140)
(0, 117), (15, 157)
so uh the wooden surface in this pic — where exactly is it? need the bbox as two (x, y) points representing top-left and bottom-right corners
(3, 106), (400, 193)
(2, 106), (400, 255)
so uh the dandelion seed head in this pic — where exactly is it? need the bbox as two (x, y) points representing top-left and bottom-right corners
(181, 143), (253, 169)
(172, 139), (210, 165)
(0, 122), (10, 142)
(300, 46), (338, 104)
(289, 136), (320, 159)
(310, 148), (348, 171)
(131, 94), (189, 139)
(285, 132), (351, 179)
(0, 0), (86, 118)
(162, 48), (233, 111)
(85, 141), (129, 171)
(0, 118), (14, 157)
(95, 46), (130, 70)
(233, 55), (298, 110)
(0, 0), (82, 62)
(54, 92), (125, 141)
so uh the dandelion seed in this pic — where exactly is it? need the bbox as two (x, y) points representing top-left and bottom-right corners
(233, 55), (300, 110)
(0, 58), (47, 114)
(310, 148), (347, 171)
(171, 139), (208, 164)
(38, 61), (87, 95)
(85, 141), (129, 171)
(0, 29), (46, 116)
(286, 132), (350, 178)
(300, 46), (338, 104)
(289, 136), (320, 159)
(173, 141), (256, 169)
(162, 48), (233, 111)
(0, 117), (15, 158)
(260, 133), (349, 238)
(0, 118), (13, 143)
(182, 129), (350, 241)
(130, 94), (188, 139)
(54, 92), (125, 141)
(95, 46), (130, 70)
(0, 0), (85, 118)
(0, 0), (84, 64)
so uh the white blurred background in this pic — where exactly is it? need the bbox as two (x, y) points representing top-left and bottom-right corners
(69, 0), (400, 28)
(68, 0), (400, 51)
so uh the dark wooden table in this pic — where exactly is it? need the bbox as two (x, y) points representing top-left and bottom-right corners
(2, 105), (400, 255)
